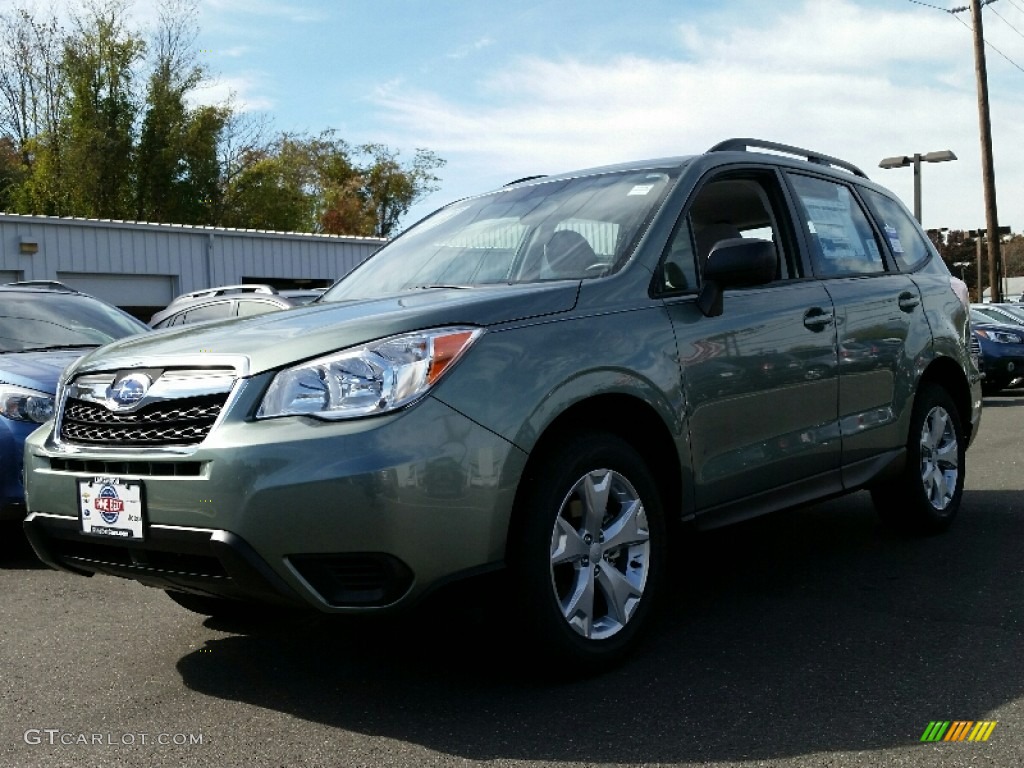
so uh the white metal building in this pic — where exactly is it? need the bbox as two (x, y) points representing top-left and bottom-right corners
(0, 213), (385, 318)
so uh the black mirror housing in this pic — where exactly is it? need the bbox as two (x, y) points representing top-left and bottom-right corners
(697, 238), (776, 317)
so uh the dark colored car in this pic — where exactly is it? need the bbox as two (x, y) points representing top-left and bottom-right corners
(1, 282), (149, 523)
(969, 309), (1024, 395)
(22, 139), (981, 672)
(149, 284), (303, 328)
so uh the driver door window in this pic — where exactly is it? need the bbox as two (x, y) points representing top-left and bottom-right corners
(659, 173), (795, 293)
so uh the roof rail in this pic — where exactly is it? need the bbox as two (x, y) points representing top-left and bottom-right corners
(504, 175), (547, 186)
(3, 280), (77, 292)
(174, 284), (278, 301)
(707, 138), (868, 178)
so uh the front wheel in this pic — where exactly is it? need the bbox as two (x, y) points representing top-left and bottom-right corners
(871, 384), (966, 534)
(509, 432), (666, 674)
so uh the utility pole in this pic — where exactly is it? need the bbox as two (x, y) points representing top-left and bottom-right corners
(968, 0), (1003, 302)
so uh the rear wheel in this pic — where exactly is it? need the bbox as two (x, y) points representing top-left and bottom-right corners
(509, 432), (666, 674)
(871, 384), (965, 534)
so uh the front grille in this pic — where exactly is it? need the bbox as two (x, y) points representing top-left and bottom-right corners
(970, 334), (982, 357)
(60, 394), (227, 447)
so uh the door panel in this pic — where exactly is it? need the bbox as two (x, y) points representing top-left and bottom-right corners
(666, 281), (840, 510)
(824, 275), (927, 472)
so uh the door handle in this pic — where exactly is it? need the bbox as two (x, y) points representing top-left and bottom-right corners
(898, 291), (920, 312)
(803, 307), (834, 331)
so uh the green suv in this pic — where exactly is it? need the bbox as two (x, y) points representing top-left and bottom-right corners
(23, 139), (982, 671)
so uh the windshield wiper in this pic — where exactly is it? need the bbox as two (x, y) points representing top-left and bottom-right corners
(409, 284), (471, 290)
(15, 343), (101, 353)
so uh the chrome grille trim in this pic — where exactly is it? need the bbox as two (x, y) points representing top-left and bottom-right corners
(57, 367), (241, 449)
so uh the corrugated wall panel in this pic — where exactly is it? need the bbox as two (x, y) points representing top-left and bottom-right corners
(1, 214), (383, 306)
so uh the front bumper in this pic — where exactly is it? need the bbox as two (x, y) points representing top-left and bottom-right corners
(1, 417), (40, 521)
(23, 395), (526, 611)
(976, 344), (1024, 389)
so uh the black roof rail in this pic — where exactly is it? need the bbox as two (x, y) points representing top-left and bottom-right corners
(707, 138), (868, 178)
(3, 280), (78, 292)
(504, 175), (547, 186)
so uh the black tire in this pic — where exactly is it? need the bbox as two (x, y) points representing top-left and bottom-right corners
(164, 589), (253, 618)
(509, 432), (666, 675)
(871, 384), (966, 534)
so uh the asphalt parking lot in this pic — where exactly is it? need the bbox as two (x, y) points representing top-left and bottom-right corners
(2, 391), (1023, 768)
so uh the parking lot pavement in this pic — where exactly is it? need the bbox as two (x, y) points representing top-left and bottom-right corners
(3, 391), (1024, 768)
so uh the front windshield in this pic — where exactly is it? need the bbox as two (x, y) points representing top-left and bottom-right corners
(322, 167), (679, 302)
(0, 294), (148, 353)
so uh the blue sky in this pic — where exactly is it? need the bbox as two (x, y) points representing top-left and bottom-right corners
(139, 1), (1024, 231)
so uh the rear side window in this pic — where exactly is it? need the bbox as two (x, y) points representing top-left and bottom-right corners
(237, 299), (282, 317)
(788, 174), (885, 277)
(182, 302), (232, 323)
(859, 187), (932, 270)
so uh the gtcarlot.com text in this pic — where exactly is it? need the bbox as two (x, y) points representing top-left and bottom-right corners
(24, 729), (204, 746)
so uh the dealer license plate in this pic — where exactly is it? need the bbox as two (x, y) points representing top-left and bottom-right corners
(78, 477), (144, 540)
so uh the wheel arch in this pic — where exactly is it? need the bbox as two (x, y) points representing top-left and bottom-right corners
(916, 355), (975, 443)
(506, 393), (685, 557)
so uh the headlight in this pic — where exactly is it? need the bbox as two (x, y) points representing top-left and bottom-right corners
(976, 329), (1022, 344)
(0, 385), (55, 424)
(256, 327), (483, 420)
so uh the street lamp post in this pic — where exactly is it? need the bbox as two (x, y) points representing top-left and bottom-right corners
(878, 150), (957, 223)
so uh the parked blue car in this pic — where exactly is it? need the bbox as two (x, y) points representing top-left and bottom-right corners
(1, 282), (148, 524)
(969, 309), (1024, 395)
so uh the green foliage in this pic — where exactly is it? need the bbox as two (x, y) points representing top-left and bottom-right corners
(0, 0), (445, 235)
(61, 0), (145, 218)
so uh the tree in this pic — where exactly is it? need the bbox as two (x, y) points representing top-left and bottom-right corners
(136, 0), (226, 223)
(61, 0), (144, 218)
(219, 136), (314, 232)
(0, 136), (26, 210)
(356, 144), (444, 237)
(0, 6), (66, 166)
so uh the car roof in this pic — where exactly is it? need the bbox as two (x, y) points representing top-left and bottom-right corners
(502, 138), (870, 190)
(148, 293), (296, 326)
(1, 280), (81, 294)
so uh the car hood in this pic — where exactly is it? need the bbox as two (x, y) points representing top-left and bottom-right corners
(69, 283), (579, 377)
(0, 349), (93, 394)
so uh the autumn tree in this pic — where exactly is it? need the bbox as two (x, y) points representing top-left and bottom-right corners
(221, 132), (445, 236)
(356, 144), (443, 237)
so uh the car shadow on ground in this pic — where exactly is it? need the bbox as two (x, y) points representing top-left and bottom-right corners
(982, 387), (1024, 407)
(0, 523), (47, 569)
(175, 489), (1023, 764)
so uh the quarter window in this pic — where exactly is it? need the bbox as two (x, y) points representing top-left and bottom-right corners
(859, 188), (932, 270)
(788, 174), (885, 276)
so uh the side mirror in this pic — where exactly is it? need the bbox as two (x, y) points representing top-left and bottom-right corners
(697, 238), (776, 317)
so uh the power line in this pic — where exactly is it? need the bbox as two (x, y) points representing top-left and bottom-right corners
(988, 3), (1024, 37)
(950, 3), (1024, 73)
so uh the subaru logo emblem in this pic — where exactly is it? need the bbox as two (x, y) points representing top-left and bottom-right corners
(105, 373), (152, 411)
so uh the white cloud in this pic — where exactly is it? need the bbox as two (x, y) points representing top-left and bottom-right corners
(373, 0), (1024, 232)
(446, 37), (494, 60)
(190, 74), (275, 112)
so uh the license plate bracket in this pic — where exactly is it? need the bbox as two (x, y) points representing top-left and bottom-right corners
(78, 477), (145, 540)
